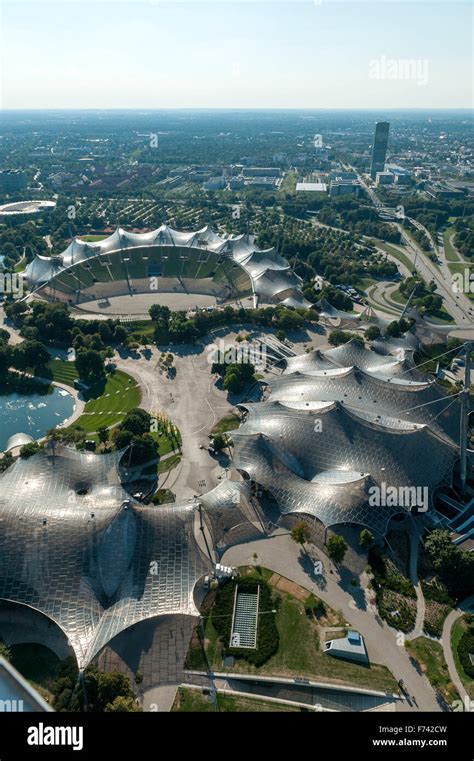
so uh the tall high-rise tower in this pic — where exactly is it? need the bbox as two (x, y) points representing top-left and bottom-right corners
(370, 122), (390, 179)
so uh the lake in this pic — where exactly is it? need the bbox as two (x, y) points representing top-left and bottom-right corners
(0, 386), (75, 452)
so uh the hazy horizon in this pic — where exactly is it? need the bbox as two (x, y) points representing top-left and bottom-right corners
(1, 1), (472, 111)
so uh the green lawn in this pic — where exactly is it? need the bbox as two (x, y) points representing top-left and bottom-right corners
(172, 687), (214, 712)
(127, 320), (155, 343)
(443, 227), (461, 262)
(387, 288), (407, 307)
(357, 277), (378, 292)
(72, 370), (141, 433)
(150, 430), (180, 456)
(151, 488), (176, 505)
(157, 453), (181, 473)
(211, 412), (241, 435)
(279, 171), (298, 193)
(14, 257), (27, 273)
(44, 359), (79, 386)
(405, 637), (459, 707)
(80, 234), (109, 242)
(451, 615), (474, 700)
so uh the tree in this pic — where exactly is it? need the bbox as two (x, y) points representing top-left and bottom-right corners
(0, 451), (14, 473)
(365, 325), (381, 341)
(223, 371), (239, 393)
(276, 329), (286, 342)
(113, 429), (133, 450)
(105, 696), (141, 712)
(19, 442), (40, 459)
(128, 433), (158, 465)
(359, 528), (375, 548)
(424, 528), (474, 597)
(89, 333), (105, 352)
(328, 330), (362, 347)
(291, 520), (311, 548)
(75, 349), (106, 386)
(97, 426), (109, 449)
(222, 361), (255, 394)
(113, 324), (128, 344)
(149, 304), (171, 323)
(385, 321), (401, 338)
(0, 344), (12, 375)
(327, 535), (348, 564)
(76, 665), (136, 712)
(0, 328), (11, 345)
(211, 433), (230, 451)
(120, 408), (151, 436)
(97, 671), (134, 711)
(13, 340), (50, 372)
(0, 640), (11, 662)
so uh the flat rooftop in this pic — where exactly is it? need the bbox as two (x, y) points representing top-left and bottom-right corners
(296, 182), (327, 192)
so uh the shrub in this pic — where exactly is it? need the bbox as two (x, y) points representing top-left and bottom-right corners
(212, 578), (279, 667)
(458, 628), (474, 679)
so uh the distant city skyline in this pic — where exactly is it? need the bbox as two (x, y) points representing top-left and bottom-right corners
(1, 1), (473, 110)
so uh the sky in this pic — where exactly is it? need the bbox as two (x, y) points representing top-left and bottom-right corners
(1, 0), (473, 110)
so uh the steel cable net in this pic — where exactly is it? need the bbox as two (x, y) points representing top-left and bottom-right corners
(233, 340), (462, 536)
(199, 480), (265, 554)
(0, 445), (212, 668)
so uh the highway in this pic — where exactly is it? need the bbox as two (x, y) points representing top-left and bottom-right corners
(348, 164), (473, 327)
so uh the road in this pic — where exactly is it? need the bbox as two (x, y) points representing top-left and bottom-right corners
(348, 164), (473, 327)
(399, 220), (472, 325)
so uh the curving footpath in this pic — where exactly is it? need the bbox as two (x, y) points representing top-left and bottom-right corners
(441, 595), (474, 703)
(222, 530), (441, 711)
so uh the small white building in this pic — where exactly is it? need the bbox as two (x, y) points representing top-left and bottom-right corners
(296, 182), (327, 193)
(324, 630), (369, 664)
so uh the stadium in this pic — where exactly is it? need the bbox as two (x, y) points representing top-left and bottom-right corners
(0, 199), (56, 219)
(25, 225), (311, 314)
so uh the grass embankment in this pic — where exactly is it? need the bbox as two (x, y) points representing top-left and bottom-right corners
(172, 686), (299, 712)
(43, 360), (142, 434)
(211, 412), (241, 435)
(157, 453), (181, 473)
(405, 637), (459, 707)
(43, 359), (184, 464)
(447, 262), (474, 303)
(443, 228), (461, 262)
(73, 370), (141, 433)
(10, 643), (61, 704)
(44, 359), (78, 386)
(451, 615), (474, 700)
